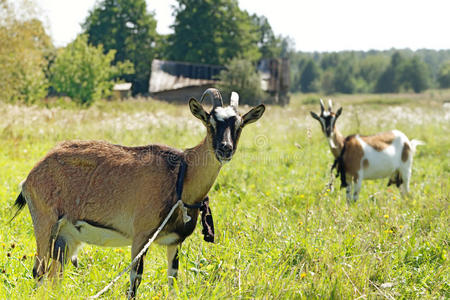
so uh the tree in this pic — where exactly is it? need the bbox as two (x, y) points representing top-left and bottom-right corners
(0, 0), (52, 103)
(333, 63), (355, 94)
(357, 55), (389, 92)
(167, 0), (260, 65)
(375, 52), (405, 93)
(251, 14), (282, 59)
(218, 58), (263, 106)
(299, 59), (320, 93)
(320, 53), (341, 70)
(320, 70), (335, 95)
(437, 60), (450, 88)
(401, 56), (429, 93)
(50, 35), (131, 105)
(83, 0), (158, 95)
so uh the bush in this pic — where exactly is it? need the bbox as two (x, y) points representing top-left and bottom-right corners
(218, 58), (264, 106)
(50, 35), (132, 106)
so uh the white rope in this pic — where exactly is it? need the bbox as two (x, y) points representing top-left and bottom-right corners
(89, 200), (185, 299)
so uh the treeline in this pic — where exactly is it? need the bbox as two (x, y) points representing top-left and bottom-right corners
(291, 49), (450, 94)
(1, 0), (450, 106)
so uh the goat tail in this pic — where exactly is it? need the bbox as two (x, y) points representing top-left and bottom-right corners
(10, 192), (27, 222)
(410, 139), (425, 153)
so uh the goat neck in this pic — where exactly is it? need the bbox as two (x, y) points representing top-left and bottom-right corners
(183, 134), (221, 205)
(329, 126), (345, 158)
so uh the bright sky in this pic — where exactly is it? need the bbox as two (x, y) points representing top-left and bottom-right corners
(35, 0), (450, 52)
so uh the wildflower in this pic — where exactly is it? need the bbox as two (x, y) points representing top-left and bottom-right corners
(399, 225), (403, 229)
(352, 234), (356, 238)
(300, 272), (307, 278)
(384, 215), (389, 219)
(300, 194), (305, 198)
(299, 221), (303, 226)
(324, 193), (328, 196)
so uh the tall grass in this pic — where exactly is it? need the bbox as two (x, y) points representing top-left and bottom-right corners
(1, 92), (448, 299)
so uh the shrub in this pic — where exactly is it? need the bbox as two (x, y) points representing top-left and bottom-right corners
(218, 58), (264, 106)
(50, 35), (132, 106)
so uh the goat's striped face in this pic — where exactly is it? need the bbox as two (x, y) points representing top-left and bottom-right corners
(189, 96), (266, 164)
(320, 112), (337, 137)
(209, 106), (242, 163)
(310, 100), (342, 138)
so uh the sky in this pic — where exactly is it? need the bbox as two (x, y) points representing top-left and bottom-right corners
(35, 0), (450, 52)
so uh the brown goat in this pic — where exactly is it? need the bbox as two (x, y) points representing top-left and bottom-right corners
(311, 99), (424, 202)
(12, 88), (265, 298)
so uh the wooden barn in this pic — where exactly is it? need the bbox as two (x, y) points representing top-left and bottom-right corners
(149, 59), (224, 103)
(148, 58), (290, 105)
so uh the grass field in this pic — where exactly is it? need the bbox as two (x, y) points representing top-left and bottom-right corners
(0, 91), (448, 299)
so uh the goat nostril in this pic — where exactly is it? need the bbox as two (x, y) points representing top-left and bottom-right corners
(221, 143), (232, 150)
(219, 143), (233, 156)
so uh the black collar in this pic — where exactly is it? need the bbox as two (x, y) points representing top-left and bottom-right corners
(175, 158), (214, 243)
(175, 157), (205, 209)
(183, 198), (207, 210)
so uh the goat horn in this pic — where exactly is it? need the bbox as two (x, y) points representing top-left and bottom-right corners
(230, 91), (239, 108)
(319, 99), (325, 113)
(200, 88), (223, 107)
(328, 99), (333, 112)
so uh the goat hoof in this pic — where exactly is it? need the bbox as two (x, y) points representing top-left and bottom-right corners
(127, 290), (136, 299)
(71, 257), (78, 268)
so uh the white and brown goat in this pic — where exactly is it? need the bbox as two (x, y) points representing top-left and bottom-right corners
(12, 88), (265, 298)
(310, 99), (423, 202)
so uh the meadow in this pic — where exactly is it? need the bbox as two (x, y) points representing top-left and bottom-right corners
(0, 91), (448, 299)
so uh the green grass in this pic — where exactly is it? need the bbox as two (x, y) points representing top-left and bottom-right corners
(1, 92), (449, 299)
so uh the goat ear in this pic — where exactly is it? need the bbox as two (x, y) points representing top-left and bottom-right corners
(189, 98), (209, 124)
(336, 107), (343, 118)
(242, 104), (265, 127)
(310, 111), (320, 120)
